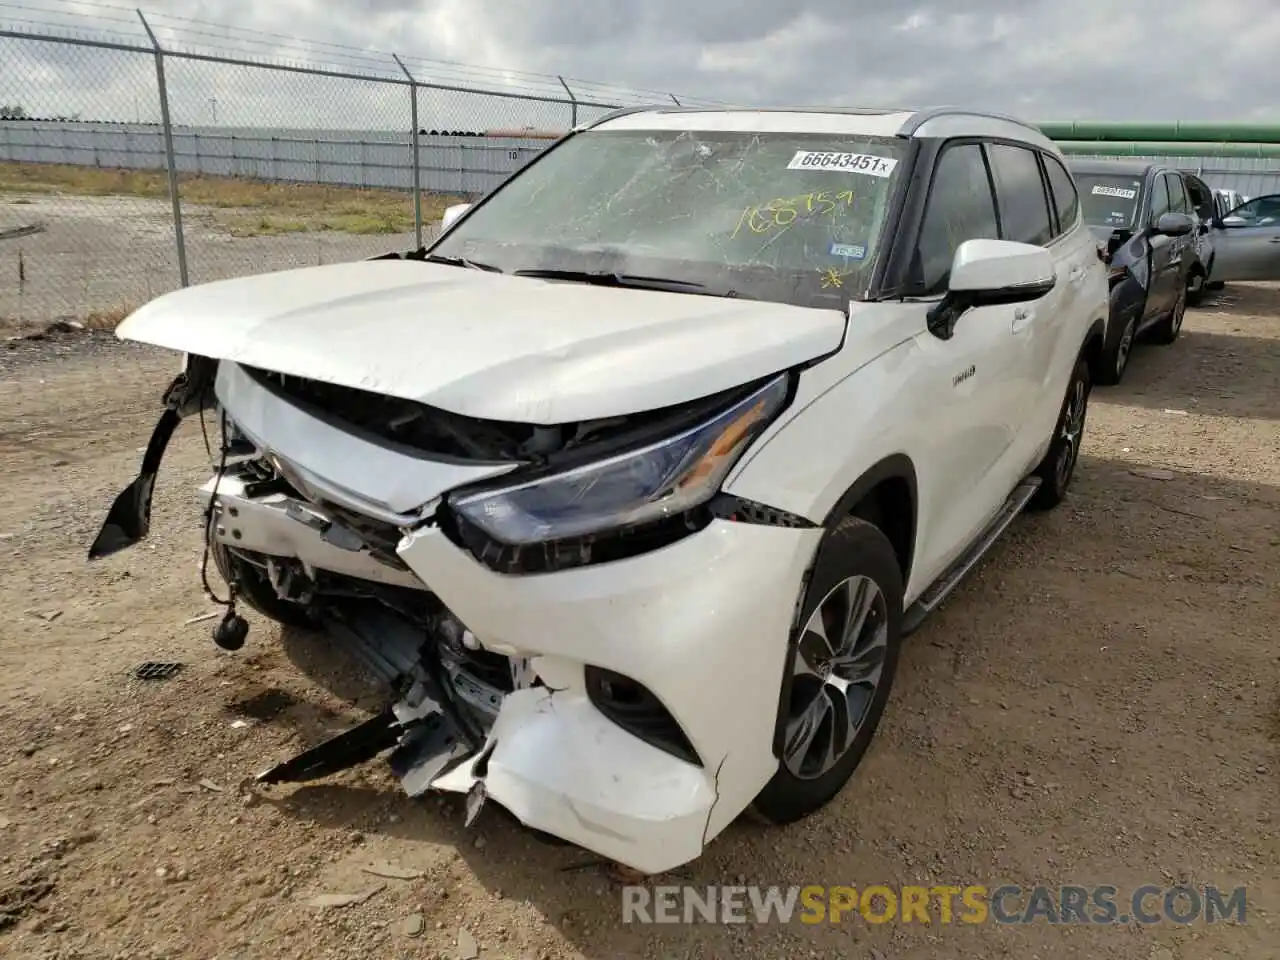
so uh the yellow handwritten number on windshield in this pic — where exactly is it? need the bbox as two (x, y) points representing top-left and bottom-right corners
(732, 190), (856, 239)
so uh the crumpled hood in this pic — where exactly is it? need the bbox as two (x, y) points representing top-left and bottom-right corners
(116, 259), (847, 423)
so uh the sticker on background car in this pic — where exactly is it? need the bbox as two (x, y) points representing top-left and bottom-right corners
(1092, 185), (1137, 199)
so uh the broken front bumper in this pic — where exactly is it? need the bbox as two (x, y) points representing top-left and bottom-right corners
(394, 520), (823, 874)
(118, 360), (825, 874)
(206, 466), (822, 873)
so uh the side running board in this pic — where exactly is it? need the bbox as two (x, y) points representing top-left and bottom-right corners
(901, 478), (1040, 635)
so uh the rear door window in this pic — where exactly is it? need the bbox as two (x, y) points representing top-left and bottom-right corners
(985, 143), (1054, 246)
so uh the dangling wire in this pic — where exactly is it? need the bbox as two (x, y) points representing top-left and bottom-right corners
(197, 406), (237, 610)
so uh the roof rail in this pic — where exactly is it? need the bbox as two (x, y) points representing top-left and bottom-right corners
(898, 106), (1044, 137)
(581, 104), (664, 130)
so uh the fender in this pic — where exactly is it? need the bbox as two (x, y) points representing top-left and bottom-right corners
(87, 240), (447, 561)
(822, 452), (919, 535)
(87, 354), (218, 559)
(1110, 276), (1145, 326)
(768, 454), (918, 759)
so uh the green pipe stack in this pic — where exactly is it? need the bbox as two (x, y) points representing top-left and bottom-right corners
(1037, 121), (1280, 160)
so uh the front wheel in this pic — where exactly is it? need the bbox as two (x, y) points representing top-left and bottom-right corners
(1095, 311), (1136, 386)
(1149, 284), (1187, 345)
(752, 516), (904, 824)
(1029, 354), (1091, 511)
(1186, 265), (1208, 307)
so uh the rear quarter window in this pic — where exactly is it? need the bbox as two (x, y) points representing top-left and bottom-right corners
(1043, 155), (1080, 235)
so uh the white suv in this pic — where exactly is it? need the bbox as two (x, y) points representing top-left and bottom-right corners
(90, 106), (1109, 875)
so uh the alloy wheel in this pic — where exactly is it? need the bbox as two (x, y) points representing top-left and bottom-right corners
(1115, 317), (1136, 377)
(783, 575), (889, 780)
(1055, 375), (1087, 489)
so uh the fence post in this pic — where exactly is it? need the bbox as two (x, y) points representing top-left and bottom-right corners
(669, 94), (682, 106)
(137, 8), (188, 287)
(393, 54), (423, 248)
(558, 76), (578, 128)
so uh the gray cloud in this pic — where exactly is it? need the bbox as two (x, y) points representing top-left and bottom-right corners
(2, 0), (1278, 127)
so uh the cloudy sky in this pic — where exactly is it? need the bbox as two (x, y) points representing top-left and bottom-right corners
(2, 0), (1277, 129)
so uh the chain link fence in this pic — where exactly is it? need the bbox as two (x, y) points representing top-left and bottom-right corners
(0, 7), (722, 327)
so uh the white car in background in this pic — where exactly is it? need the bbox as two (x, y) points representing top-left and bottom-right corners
(1214, 188), (1248, 219)
(89, 105), (1108, 874)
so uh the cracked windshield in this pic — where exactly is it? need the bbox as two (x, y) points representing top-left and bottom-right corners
(430, 129), (907, 308)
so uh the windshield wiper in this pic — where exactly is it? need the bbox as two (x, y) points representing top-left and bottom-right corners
(512, 267), (711, 294)
(423, 254), (503, 272)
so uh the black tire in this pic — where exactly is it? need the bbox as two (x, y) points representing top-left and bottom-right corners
(1185, 264), (1208, 307)
(211, 543), (319, 628)
(1028, 354), (1091, 512)
(1095, 309), (1137, 386)
(1149, 283), (1187, 345)
(752, 516), (904, 825)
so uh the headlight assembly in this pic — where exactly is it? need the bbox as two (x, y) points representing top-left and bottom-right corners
(449, 374), (789, 546)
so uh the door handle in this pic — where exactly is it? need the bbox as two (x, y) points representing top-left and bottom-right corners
(1012, 306), (1034, 333)
(1268, 237), (1280, 243)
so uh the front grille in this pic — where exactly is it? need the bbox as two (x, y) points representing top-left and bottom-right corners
(229, 457), (410, 570)
(319, 499), (410, 569)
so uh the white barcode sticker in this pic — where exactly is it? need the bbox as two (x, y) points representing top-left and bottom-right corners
(787, 151), (898, 177)
(1091, 185), (1137, 199)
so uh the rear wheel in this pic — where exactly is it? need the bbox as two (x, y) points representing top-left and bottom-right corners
(1029, 354), (1091, 512)
(753, 516), (904, 824)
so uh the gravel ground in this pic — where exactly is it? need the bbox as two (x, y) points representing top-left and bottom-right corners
(1, 193), (428, 325)
(0, 286), (1277, 960)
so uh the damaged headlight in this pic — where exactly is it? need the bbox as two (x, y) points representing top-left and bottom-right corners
(450, 374), (789, 545)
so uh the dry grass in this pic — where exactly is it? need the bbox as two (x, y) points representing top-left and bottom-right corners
(0, 161), (461, 237)
(82, 304), (134, 330)
(0, 304), (133, 334)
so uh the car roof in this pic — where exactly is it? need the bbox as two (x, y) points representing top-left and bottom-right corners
(1066, 157), (1164, 178)
(588, 105), (1057, 151)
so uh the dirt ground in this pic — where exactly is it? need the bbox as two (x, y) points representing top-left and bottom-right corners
(0, 285), (1277, 960)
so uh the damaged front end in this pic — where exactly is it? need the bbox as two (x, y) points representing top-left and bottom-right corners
(90, 349), (815, 874)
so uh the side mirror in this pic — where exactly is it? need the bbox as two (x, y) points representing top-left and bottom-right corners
(441, 202), (472, 232)
(1153, 212), (1194, 237)
(1221, 215), (1247, 228)
(927, 239), (1056, 340)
